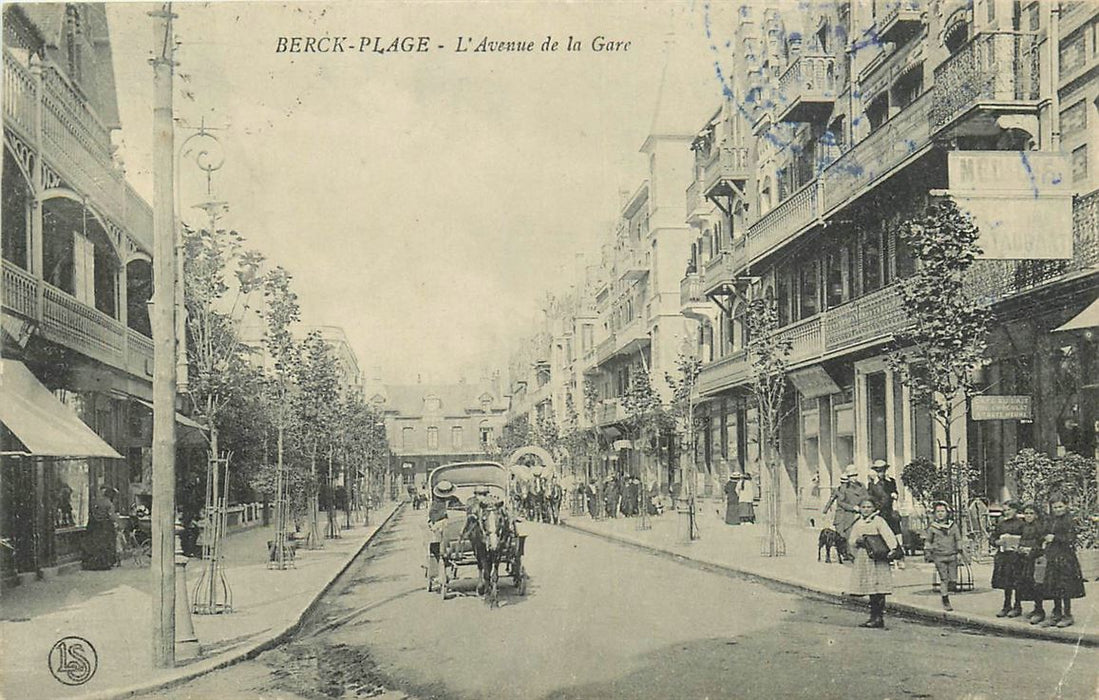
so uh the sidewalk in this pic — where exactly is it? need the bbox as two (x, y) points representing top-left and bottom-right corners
(562, 501), (1099, 646)
(0, 502), (401, 700)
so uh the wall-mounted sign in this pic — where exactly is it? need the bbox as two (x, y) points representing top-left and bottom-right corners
(971, 395), (1033, 421)
(612, 439), (633, 451)
(946, 151), (1072, 260)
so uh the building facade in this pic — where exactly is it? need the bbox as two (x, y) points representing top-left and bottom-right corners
(1, 3), (158, 584)
(371, 381), (508, 495)
(680, 0), (1099, 525)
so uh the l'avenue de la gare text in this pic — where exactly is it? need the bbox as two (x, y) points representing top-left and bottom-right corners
(274, 35), (632, 54)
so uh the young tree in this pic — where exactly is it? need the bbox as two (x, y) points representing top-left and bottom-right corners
(293, 331), (340, 546)
(744, 297), (792, 556)
(666, 351), (703, 499)
(258, 266), (300, 568)
(888, 199), (992, 521)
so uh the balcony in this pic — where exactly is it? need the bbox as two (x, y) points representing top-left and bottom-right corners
(821, 90), (933, 215)
(823, 285), (907, 353)
(620, 246), (649, 281)
(2, 260), (154, 377)
(597, 398), (628, 426)
(2, 48), (154, 253)
(701, 143), (751, 202)
(775, 315), (824, 366)
(701, 238), (749, 296)
(875, 0), (925, 45)
(930, 32), (1040, 134)
(697, 349), (749, 396)
(747, 180), (821, 263)
(680, 272), (710, 319)
(776, 54), (837, 124)
(685, 180), (708, 224)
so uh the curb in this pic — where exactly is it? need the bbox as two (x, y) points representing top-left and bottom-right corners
(92, 503), (404, 700)
(562, 520), (1099, 648)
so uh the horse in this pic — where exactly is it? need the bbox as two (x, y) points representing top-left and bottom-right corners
(464, 500), (514, 606)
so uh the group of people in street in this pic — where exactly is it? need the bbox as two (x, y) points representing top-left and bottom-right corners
(990, 496), (1087, 628)
(82, 486), (153, 570)
(825, 459), (1088, 630)
(580, 473), (653, 520)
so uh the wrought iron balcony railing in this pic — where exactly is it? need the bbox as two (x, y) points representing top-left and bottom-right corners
(930, 31), (1040, 131)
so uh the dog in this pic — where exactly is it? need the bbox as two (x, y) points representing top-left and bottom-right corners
(817, 527), (849, 563)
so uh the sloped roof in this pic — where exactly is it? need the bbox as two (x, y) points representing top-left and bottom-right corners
(380, 383), (506, 417)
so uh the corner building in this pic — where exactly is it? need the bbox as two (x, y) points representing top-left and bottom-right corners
(682, 1), (1099, 525)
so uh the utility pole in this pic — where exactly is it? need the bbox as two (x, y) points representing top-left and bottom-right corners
(150, 2), (178, 668)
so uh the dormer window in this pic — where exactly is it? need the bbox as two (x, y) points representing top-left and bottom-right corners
(425, 396), (441, 412)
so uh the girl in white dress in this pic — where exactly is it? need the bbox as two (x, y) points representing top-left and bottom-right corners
(848, 498), (902, 628)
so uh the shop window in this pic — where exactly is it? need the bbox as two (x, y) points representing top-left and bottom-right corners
(860, 229), (883, 293)
(53, 460), (89, 530)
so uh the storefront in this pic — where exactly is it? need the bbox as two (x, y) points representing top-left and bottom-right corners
(0, 360), (123, 583)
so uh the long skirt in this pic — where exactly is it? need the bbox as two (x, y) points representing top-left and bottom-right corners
(724, 496), (739, 525)
(848, 549), (893, 596)
(1043, 545), (1087, 600)
(1016, 553), (1043, 602)
(991, 551), (1024, 590)
(83, 518), (117, 570)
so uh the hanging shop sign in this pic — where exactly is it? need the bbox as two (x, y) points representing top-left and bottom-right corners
(971, 395), (1033, 421)
(612, 439), (633, 451)
(944, 151), (1073, 260)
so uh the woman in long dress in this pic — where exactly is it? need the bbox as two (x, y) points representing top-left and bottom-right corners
(83, 486), (118, 570)
(847, 498), (901, 628)
(723, 475), (741, 525)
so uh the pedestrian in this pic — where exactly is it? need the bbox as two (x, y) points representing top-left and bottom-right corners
(848, 498), (901, 628)
(868, 460), (903, 567)
(1017, 503), (1049, 624)
(822, 465), (867, 539)
(990, 500), (1026, 617)
(1037, 494), (1086, 628)
(724, 473), (741, 525)
(586, 479), (599, 519)
(604, 475), (619, 518)
(924, 501), (963, 611)
(83, 486), (118, 570)
(737, 472), (757, 524)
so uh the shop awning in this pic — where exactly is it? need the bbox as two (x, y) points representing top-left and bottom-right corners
(0, 360), (122, 459)
(1054, 296), (1099, 332)
(132, 398), (208, 433)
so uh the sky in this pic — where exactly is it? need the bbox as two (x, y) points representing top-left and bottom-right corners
(104, 0), (731, 384)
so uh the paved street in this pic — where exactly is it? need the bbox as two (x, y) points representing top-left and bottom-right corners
(145, 508), (1099, 700)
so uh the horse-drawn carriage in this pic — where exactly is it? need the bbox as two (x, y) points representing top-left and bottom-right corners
(426, 461), (527, 606)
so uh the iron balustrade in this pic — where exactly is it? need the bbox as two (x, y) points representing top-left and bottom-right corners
(930, 31), (1040, 131)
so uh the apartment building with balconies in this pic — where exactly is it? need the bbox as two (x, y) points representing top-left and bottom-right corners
(1, 4), (161, 583)
(681, 0), (1099, 524)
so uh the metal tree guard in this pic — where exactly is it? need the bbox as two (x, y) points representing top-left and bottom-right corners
(268, 452), (293, 570)
(191, 454), (233, 614)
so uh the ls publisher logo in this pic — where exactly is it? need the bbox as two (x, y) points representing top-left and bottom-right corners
(48, 636), (98, 686)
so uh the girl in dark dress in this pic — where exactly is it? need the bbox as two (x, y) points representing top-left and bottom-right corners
(1039, 495), (1086, 628)
(990, 500), (1026, 617)
(1017, 504), (1048, 624)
